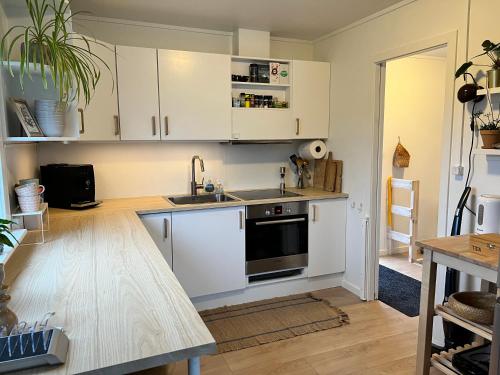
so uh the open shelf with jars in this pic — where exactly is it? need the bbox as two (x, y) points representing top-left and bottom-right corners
(231, 56), (291, 111)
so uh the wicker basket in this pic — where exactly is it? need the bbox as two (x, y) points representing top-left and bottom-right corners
(448, 291), (496, 325)
(393, 140), (410, 168)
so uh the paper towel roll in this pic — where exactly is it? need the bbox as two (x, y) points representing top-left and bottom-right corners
(298, 140), (327, 160)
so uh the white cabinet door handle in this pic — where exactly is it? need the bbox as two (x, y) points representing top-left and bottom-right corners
(152, 116), (157, 136)
(78, 108), (85, 134)
(312, 205), (318, 222)
(114, 115), (120, 136)
(239, 211), (244, 230)
(163, 218), (169, 239)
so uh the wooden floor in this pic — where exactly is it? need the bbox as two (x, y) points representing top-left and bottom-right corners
(380, 251), (422, 281)
(141, 287), (441, 375)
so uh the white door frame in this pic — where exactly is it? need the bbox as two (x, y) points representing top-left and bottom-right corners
(366, 31), (459, 301)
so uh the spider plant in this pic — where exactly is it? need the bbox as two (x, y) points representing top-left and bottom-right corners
(0, 219), (19, 250)
(0, 0), (111, 105)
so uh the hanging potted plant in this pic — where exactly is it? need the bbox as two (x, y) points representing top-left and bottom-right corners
(456, 40), (500, 88)
(0, 0), (111, 136)
(473, 111), (500, 149)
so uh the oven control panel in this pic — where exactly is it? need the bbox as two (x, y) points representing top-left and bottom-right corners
(247, 201), (308, 219)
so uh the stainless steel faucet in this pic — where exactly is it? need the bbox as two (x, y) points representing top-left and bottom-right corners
(191, 155), (205, 196)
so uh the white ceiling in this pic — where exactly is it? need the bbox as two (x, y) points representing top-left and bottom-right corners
(69, 0), (404, 41)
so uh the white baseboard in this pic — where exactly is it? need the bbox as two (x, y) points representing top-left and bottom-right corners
(379, 246), (408, 256)
(192, 273), (343, 310)
(341, 279), (362, 299)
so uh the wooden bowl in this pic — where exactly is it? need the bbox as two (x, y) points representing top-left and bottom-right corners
(448, 291), (496, 325)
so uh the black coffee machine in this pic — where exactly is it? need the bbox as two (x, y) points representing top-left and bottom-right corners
(40, 164), (101, 209)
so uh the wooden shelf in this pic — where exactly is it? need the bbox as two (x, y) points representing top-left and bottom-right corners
(477, 86), (500, 95)
(435, 305), (493, 341)
(4, 136), (78, 143)
(473, 148), (500, 156)
(430, 341), (481, 375)
(231, 81), (290, 88)
(231, 107), (289, 111)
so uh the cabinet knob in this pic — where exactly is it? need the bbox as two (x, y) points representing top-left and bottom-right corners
(296, 118), (300, 136)
(164, 116), (169, 136)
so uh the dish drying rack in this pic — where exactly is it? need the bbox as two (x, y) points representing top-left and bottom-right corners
(0, 312), (69, 372)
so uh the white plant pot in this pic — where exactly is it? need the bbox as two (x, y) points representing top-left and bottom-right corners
(35, 100), (67, 137)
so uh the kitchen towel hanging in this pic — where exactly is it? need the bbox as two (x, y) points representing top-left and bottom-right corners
(298, 140), (327, 160)
(393, 137), (410, 168)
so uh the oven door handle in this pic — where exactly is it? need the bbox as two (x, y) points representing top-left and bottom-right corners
(255, 218), (306, 226)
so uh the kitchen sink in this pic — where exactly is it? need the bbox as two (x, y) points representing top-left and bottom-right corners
(165, 194), (239, 206)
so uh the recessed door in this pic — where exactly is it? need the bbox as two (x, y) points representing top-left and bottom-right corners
(158, 50), (231, 140)
(116, 46), (160, 141)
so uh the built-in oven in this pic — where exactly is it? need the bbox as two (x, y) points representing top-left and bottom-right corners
(245, 201), (308, 276)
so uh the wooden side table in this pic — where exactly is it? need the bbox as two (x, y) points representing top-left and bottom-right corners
(416, 235), (498, 374)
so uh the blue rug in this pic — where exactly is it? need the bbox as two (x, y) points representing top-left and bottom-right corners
(378, 265), (421, 317)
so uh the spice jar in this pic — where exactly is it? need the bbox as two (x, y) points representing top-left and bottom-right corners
(245, 95), (251, 108)
(249, 64), (259, 82)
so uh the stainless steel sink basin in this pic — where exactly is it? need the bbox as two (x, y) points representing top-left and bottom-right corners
(165, 194), (239, 206)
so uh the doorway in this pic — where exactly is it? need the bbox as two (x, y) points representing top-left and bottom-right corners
(376, 47), (449, 315)
(365, 32), (459, 304)
(379, 47), (448, 280)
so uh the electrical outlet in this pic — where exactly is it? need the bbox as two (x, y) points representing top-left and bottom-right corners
(452, 165), (464, 176)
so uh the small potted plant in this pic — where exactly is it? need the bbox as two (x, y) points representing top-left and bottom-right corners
(0, 220), (19, 254)
(473, 112), (500, 149)
(456, 40), (500, 88)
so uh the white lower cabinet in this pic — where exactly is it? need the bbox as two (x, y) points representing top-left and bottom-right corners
(308, 199), (347, 277)
(172, 207), (246, 298)
(140, 213), (173, 268)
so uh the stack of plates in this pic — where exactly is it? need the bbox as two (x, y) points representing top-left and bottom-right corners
(35, 100), (67, 137)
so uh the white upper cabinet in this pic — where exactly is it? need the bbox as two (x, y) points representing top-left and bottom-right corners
(292, 60), (330, 139)
(116, 46), (160, 141)
(76, 38), (120, 141)
(158, 50), (231, 140)
(308, 199), (346, 277)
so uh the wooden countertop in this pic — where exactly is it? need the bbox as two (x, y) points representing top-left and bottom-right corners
(48, 188), (348, 219)
(416, 234), (500, 271)
(5, 188), (347, 374)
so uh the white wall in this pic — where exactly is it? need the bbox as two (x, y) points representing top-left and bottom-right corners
(449, 0), (500, 236)
(4, 144), (38, 211)
(71, 16), (314, 60)
(37, 142), (298, 199)
(313, 0), (470, 296)
(380, 55), (446, 253)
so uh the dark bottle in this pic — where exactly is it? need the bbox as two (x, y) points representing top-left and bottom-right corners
(249, 64), (259, 82)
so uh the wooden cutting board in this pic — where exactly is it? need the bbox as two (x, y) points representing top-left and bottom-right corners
(313, 152), (330, 189)
(334, 160), (343, 193)
(324, 153), (337, 192)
